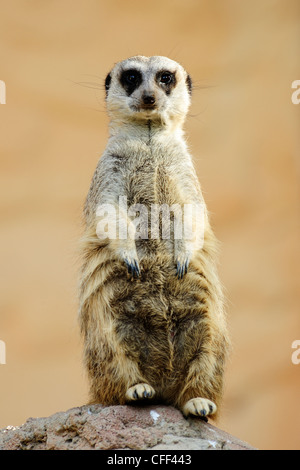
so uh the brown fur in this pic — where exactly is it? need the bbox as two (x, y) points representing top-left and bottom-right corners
(78, 56), (230, 420)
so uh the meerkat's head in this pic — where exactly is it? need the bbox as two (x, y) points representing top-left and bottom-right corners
(104, 56), (192, 129)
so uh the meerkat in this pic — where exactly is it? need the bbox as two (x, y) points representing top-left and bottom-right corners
(78, 56), (229, 420)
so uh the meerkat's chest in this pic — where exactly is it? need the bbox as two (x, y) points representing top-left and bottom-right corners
(115, 140), (184, 206)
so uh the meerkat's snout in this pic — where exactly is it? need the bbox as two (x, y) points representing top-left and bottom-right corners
(132, 82), (160, 114)
(141, 92), (156, 108)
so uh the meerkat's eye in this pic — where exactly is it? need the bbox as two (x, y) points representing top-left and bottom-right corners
(160, 72), (173, 84)
(125, 72), (139, 84)
(157, 71), (176, 95)
(120, 69), (142, 95)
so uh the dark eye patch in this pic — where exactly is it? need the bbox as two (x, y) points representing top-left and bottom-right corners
(120, 69), (142, 96)
(156, 70), (176, 95)
(186, 74), (192, 95)
(105, 73), (112, 98)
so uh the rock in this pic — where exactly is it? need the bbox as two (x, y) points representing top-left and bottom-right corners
(0, 404), (256, 450)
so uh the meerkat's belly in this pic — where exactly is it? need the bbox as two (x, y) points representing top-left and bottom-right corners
(108, 250), (208, 390)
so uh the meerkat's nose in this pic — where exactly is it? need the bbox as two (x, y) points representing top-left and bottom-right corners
(142, 94), (156, 106)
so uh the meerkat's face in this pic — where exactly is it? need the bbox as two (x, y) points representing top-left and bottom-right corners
(105, 56), (192, 125)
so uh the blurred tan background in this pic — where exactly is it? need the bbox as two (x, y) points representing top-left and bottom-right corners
(0, 0), (299, 450)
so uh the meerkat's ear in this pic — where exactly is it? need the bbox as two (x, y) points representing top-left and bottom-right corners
(105, 72), (112, 97)
(186, 74), (192, 95)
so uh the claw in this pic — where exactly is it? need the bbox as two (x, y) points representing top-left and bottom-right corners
(124, 258), (140, 278)
(184, 260), (189, 274)
(125, 383), (155, 402)
(134, 259), (140, 277)
(175, 259), (189, 279)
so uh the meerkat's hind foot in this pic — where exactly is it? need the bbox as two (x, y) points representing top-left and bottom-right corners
(182, 398), (217, 419)
(125, 383), (155, 402)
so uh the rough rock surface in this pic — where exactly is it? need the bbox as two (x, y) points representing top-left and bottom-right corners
(0, 404), (256, 450)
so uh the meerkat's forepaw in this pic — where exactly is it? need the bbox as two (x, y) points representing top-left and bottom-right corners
(117, 247), (140, 278)
(124, 257), (140, 278)
(175, 251), (191, 279)
(125, 383), (155, 402)
(174, 242), (193, 279)
(182, 398), (217, 419)
(175, 258), (190, 279)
